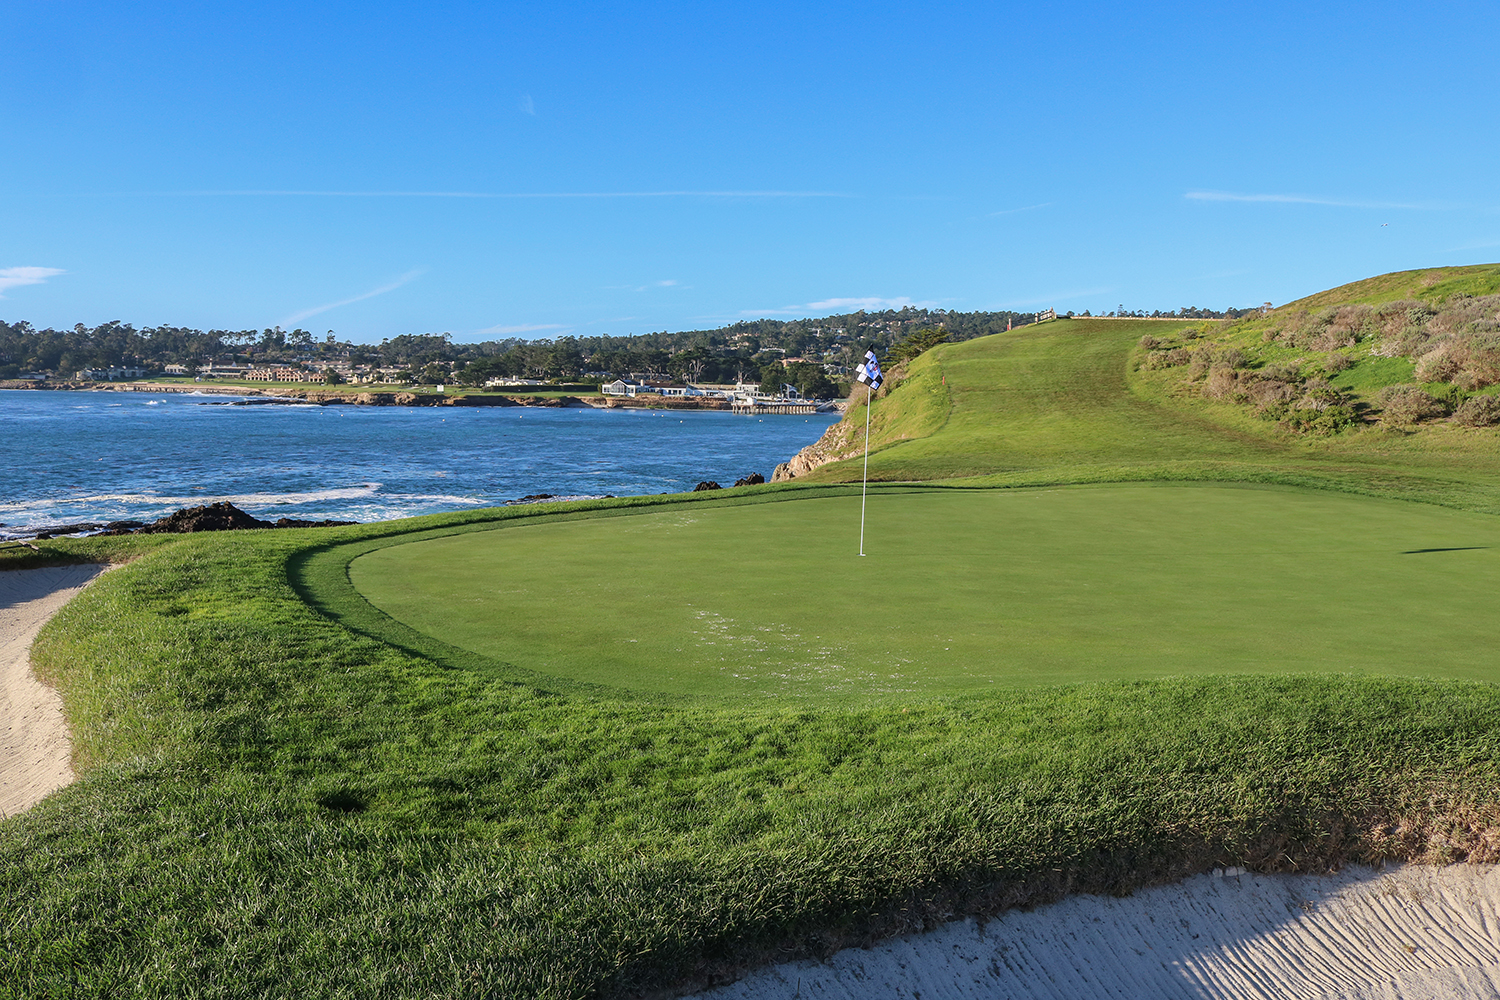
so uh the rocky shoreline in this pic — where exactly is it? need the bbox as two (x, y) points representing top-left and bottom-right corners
(4, 502), (358, 542)
(0, 382), (849, 414)
(772, 415), (861, 480)
(0, 380), (594, 408)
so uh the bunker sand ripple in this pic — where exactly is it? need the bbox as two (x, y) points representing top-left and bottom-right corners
(702, 865), (1500, 999)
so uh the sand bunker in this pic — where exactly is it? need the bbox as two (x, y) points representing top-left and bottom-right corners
(0, 563), (108, 818)
(703, 864), (1500, 999)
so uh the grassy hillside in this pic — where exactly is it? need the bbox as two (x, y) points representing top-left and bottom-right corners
(797, 283), (1500, 511)
(6, 267), (1500, 998)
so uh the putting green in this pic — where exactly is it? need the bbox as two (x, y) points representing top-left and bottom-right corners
(349, 484), (1500, 701)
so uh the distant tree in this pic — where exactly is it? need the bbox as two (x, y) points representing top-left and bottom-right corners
(888, 327), (948, 366)
(417, 362), (450, 384)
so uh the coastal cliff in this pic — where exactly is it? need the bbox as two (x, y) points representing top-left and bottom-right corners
(771, 414), (866, 480)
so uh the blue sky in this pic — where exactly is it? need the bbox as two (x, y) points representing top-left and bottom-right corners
(3, 1), (1497, 342)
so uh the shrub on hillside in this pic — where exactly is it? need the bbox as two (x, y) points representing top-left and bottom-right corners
(1324, 352), (1352, 374)
(1373, 300), (1437, 357)
(1414, 344), (1464, 383)
(1247, 378), (1298, 408)
(1139, 334), (1162, 350)
(1454, 394), (1500, 427)
(1300, 378), (1349, 410)
(1202, 364), (1241, 400)
(1285, 404), (1359, 435)
(1187, 352), (1213, 379)
(1376, 385), (1449, 425)
(1216, 347), (1247, 369)
(1143, 347), (1196, 370)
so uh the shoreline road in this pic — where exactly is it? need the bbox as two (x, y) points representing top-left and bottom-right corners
(0, 563), (108, 818)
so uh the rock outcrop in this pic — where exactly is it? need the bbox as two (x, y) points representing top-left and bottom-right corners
(772, 418), (864, 481)
(125, 502), (356, 534)
(135, 502), (274, 533)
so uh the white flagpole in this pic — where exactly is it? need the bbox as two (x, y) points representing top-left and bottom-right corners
(859, 381), (872, 556)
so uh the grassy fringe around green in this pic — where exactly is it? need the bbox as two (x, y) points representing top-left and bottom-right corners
(7, 268), (1500, 996)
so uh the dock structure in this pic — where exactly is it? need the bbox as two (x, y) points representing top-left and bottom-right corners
(731, 398), (818, 415)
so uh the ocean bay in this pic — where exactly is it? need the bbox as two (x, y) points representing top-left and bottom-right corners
(1, 389), (837, 537)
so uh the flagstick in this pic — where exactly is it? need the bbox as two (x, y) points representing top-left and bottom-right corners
(859, 382), (872, 556)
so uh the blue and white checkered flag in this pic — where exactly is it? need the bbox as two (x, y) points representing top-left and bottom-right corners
(856, 348), (883, 390)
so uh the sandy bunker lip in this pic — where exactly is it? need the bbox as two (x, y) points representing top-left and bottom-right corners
(701, 863), (1500, 1000)
(0, 563), (109, 818)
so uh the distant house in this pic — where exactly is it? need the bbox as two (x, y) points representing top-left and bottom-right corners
(163, 364), (190, 376)
(76, 366), (146, 381)
(602, 378), (643, 396)
(244, 367), (314, 382)
(485, 377), (547, 388)
(198, 364), (256, 378)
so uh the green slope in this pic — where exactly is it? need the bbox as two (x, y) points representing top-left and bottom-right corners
(830, 317), (1279, 482)
(799, 307), (1500, 512)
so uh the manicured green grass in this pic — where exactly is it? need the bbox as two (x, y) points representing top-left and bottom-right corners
(8, 267), (1500, 998)
(348, 484), (1500, 700)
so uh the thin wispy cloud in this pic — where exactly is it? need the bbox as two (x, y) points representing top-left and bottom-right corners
(1188, 268), (1251, 281)
(283, 269), (424, 325)
(996, 286), (1114, 308)
(0, 266), (65, 297)
(988, 202), (1051, 216)
(1444, 238), (1500, 252)
(125, 189), (852, 199)
(1185, 190), (1433, 210)
(519, 93), (536, 116)
(476, 322), (567, 335)
(742, 295), (937, 317)
(605, 278), (686, 292)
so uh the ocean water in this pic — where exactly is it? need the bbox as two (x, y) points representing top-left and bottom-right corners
(1, 390), (838, 537)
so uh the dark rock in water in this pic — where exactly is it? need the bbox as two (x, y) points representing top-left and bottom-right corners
(89, 519), (149, 537)
(514, 493), (555, 503)
(694, 481), (722, 491)
(733, 473), (765, 487)
(273, 517), (358, 528)
(31, 522), (105, 539)
(137, 502), (273, 533)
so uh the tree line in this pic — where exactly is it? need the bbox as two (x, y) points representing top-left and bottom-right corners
(0, 303), (1251, 386)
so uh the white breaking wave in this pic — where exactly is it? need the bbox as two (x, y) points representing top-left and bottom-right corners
(0, 484), (496, 538)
